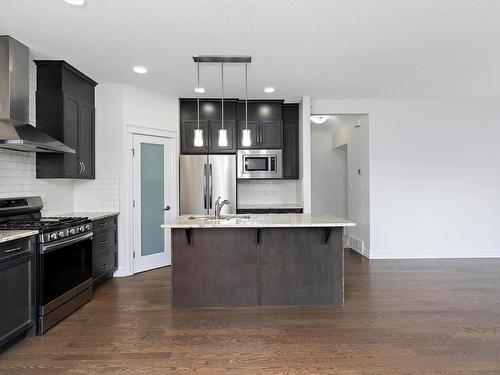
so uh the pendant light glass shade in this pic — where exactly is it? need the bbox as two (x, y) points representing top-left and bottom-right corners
(193, 129), (204, 147)
(241, 129), (251, 147)
(218, 129), (228, 147)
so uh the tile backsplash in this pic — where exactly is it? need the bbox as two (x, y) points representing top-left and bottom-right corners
(237, 180), (303, 206)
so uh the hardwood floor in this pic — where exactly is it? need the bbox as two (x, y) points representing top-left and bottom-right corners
(1, 250), (500, 374)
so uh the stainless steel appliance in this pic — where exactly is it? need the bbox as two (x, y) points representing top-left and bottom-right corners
(0, 36), (74, 153)
(180, 155), (236, 215)
(237, 149), (282, 179)
(0, 196), (93, 334)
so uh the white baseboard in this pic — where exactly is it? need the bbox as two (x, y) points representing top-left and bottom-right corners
(113, 267), (134, 277)
(370, 248), (500, 259)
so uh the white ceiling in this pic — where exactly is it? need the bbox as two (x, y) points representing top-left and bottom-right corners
(1, 0), (499, 101)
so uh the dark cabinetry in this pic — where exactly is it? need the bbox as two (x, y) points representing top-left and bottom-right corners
(92, 215), (118, 286)
(35, 61), (97, 179)
(0, 236), (35, 349)
(180, 99), (237, 154)
(237, 101), (283, 149)
(282, 104), (300, 179)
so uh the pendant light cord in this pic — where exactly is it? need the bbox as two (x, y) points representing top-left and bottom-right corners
(197, 61), (200, 130)
(245, 62), (248, 130)
(221, 61), (224, 130)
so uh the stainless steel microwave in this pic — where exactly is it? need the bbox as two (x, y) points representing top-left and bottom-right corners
(237, 149), (283, 179)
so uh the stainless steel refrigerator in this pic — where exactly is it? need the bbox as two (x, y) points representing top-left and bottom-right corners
(180, 155), (236, 215)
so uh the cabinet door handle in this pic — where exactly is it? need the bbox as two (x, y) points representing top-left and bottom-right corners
(5, 246), (22, 253)
(78, 161), (83, 174)
(82, 162), (86, 174)
(99, 240), (108, 244)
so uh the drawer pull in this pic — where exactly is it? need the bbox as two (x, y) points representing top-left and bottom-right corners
(99, 222), (108, 227)
(101, 263), (108, 268)
(99, 240), (108, 244)
(5, 246), (22, 253)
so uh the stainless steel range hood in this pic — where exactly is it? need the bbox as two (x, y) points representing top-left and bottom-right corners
(0, 36), (75, 153)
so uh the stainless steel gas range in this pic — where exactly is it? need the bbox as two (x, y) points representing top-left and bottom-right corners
(0, 196), (93, 334)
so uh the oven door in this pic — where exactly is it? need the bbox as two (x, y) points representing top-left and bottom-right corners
(39, 232), (93, 308)
(237, 150), (283, 179)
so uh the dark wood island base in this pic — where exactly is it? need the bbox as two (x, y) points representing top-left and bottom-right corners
(171, 227), (344, 308)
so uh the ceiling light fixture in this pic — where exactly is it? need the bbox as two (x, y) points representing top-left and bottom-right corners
(133, 66), (148, 74)
(311, 115), (330, 124)
(193, 61), (204, 147)
(241, 62), (251, 147)
(64, 0), (85, 5)
(264, 87), (275, 93)
(194, 87), (205, 94)
(218, 61), (228, 147)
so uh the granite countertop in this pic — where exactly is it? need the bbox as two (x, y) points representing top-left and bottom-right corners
(162, 213), (355, 229)
(237, 203), (304, 209)
(0, 230), (39, 244)
(57, 212), (119, 221)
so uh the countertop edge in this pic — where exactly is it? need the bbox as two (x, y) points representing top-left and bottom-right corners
(162, 223), (355, 229)
(0, 230), (39, 244)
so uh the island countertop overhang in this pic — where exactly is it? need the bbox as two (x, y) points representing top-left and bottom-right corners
(162, 213), (355, 229)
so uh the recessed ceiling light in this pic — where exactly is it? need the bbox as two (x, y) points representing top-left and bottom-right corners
(311, 115), (330, 124)
(194, 87), (205, 93)
(264, 87), (275, 93)
(133, 66), (148, 74)
(64, 0), (85, 6)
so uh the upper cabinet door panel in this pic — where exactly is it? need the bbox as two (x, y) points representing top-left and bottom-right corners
(237, 101), (282, 121)
(62, 95), (79, 177)
(259, 120), (283, 149)
(181, 120), (209, 154)
(209, 120), (237, 154)
(237, 120), (259, 149)
(78, 103), (95, 178)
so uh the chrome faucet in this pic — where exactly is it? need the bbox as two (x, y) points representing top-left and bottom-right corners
(214, 196), (230, 219)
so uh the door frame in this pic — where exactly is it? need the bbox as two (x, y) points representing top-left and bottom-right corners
(124, 125), (178, 276)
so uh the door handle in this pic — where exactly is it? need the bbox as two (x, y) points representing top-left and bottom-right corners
(163, 206), (171, 211)
(82, 162), (86, 174)
(203, 164), (207, 209)
(79, 161), (83, 174)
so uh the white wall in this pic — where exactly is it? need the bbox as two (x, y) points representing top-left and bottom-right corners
(312, 99), (500, 259)
(92, 84), (179, 277)
(311, 125), (347, 217)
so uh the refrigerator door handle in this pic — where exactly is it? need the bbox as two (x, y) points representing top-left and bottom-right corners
(203, 163), (207, 209)
(209, 164), (213, 209)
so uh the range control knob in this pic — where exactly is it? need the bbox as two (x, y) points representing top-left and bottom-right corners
(69, 228), (76, 235)
(50, 233), (57, 240)
(85, 224), (91, 231)
(79, 226), (85, 232)
(58, 231), (65, 238)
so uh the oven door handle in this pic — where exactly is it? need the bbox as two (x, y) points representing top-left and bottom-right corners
(41, 232), (93, 254)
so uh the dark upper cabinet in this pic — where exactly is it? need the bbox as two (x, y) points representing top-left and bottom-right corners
(282, 104), (299, 179)
(180, 99), (237, 154)
(35, 61), (97, 179)
(237, 101), (283, 149)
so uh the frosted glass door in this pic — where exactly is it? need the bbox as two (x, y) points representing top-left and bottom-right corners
(133, 134), (173, 273)
(140, 143), (164, 256)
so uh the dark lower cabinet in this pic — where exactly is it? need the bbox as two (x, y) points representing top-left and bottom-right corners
(172, 227), (344, 307)
(35, 60), (97, 179)
(0, 236), (36, 351)
(92, 215), (118, 286)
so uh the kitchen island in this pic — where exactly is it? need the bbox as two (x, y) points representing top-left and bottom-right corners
(162, 214), (355, 308)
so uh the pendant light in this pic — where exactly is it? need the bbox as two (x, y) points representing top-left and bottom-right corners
(218, 61), (228, 147)
(193, 61), (204, 147)
(241, 62), (252, 147)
